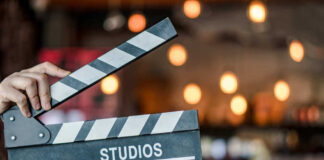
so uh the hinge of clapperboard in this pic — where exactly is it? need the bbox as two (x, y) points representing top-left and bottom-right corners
(0, 18), (182, 148)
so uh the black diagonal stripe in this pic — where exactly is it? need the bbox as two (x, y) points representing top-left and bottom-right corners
(146, 18), (177, 40)
(46, 124), (63, 144)
(60, 76), (87, 90)
(107, 117), (127, 138)
(117, 42), (146, 57)
(51, 98), (60, 106)
(173, 110), (199, 132)
(75, 120), (95, 142)
(140, 113), (161, 135)
(88, 59), (116, 74)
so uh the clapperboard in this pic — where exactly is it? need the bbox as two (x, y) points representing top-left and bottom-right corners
(1, 18), (202, 160)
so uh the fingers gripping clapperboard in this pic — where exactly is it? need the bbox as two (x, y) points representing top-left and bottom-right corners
(1, 18), (202, 160)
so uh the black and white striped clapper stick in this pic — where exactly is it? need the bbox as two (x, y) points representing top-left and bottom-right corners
(8, 17), (177, 117)
(2, 18), (202, 160)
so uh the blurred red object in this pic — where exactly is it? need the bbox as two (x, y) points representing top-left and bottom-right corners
(38, 48), (118, 123)
(38, 49), (63, 65)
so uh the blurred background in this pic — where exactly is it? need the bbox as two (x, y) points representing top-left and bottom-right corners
(1, 0), (324, 159)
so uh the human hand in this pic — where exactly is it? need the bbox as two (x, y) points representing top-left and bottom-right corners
(0, 62), (70, 117)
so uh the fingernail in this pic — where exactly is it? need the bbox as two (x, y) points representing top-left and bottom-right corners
(26, 112), (31, 117)
(45, 102), (51, 110)
(35, 103), (41, 110)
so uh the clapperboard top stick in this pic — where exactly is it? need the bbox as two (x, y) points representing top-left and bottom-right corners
(1, 18), (177, 148)
(4, 17), (177, 118)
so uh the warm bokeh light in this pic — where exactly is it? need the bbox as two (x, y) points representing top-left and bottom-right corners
(220, 71), (238, 94)
(307, 106), (320, 123)
(183, 83), (202, 105)
(248, 1), (267, 23)
(101, 75), (119, 95)
(299, 108), (308, 124)
(167, 44), (188, 66)
(289, 40), (304, 62)
(230, 94), (248, 116)
(183, 0), (201, 19)
(274, 80), (290, 101)
(128, 13), (146, 33)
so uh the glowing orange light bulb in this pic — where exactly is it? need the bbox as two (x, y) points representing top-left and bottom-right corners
(183, 83), (202, 105)
(183, 0), (201, 19)
(274, 80), (290, 101)
(168, 44), (188, 66)
(101, 75), (119, 95)
(289, 40), (304, 62)
(230, 94), (248, 116)
(248, 1), (267, 23)
(128, 13), (146, 33)
(220, 71), (238, 94)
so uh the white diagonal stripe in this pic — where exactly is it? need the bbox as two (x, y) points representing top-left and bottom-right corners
(69, 65), (106, 85)
(53, 121), (84, 144)
(51, 81), (78, 102)
(127, 31), (165, 51)
(118, 114), (149, 137)
(98, 48), (135, 68)
(151, 111), (183, 134)
(156, 156), (195, 160)
(85, 118), (117, 141)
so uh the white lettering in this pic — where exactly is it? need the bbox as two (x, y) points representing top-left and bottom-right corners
(153, 143), (163, 157)
(118, 146), (127, 160)
(109, 147), (117, 160)
(128, 146), (137, 159)
(143, 144), (153, 158)
(100, 148), (109, 160)
(138, 145), (142, 159)
(100, 143), (163, 159)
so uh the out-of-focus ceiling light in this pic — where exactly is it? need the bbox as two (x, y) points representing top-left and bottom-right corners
(167, 44), (188, 67)
(220, 71), (238, 94)
(230, 94), (248, 116)
(101, 75), (119, 95)
(103, 11), (125, 31)
(183, 0), (201, 19)
(274, 80), (290, 101)
(183, 83), (202, 105)
(31, 0), (48, 13)
(248, 1), (267, 23)
(289, 40), (304, 63)
(128, 13), (146, 33)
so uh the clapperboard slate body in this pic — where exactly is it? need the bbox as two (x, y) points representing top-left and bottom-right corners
(1, 18), (202, 160)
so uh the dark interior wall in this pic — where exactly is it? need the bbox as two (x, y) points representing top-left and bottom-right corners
(0, 0), (38, 159)
(0, 0), (38, 79)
